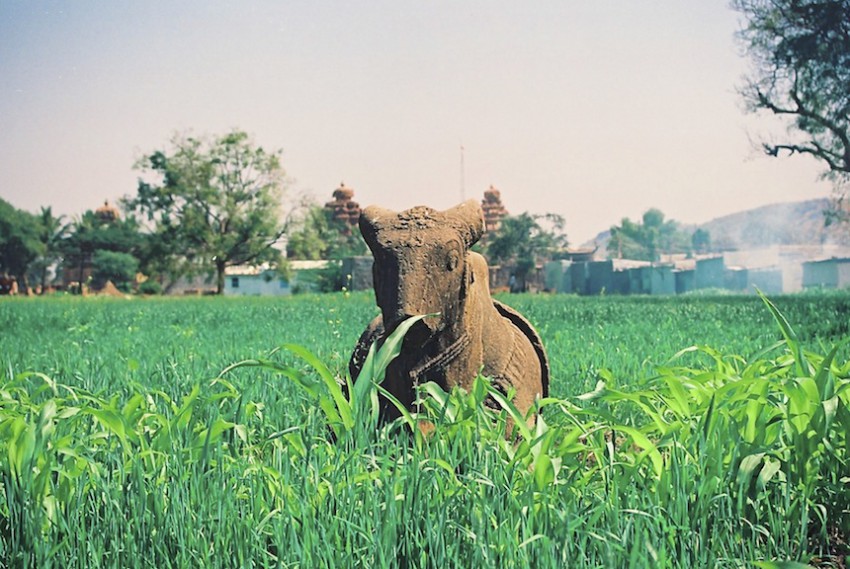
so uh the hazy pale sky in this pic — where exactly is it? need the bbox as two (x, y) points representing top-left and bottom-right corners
(0, 1), (834, 243)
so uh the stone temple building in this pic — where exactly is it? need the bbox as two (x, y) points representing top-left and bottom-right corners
(95, 199), (120, 223)
(481, 185), (508, 234)
(324, 183), (362, 234)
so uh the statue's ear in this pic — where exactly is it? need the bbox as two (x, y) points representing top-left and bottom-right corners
(359, 205), (396, 252)
(446, 200), (485, 248)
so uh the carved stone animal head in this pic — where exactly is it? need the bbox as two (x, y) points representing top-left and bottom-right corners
(360, 200), (485, 336)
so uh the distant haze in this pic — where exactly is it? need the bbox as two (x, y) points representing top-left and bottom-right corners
(0, 2), (835, 243)
(585, 197), (850, 251)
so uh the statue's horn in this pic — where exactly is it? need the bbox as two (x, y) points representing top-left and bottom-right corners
(445, 199), (485, 247)
(359, 205), (396, 250)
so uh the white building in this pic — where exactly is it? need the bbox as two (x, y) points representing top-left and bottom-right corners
(223, 260), (331, 296)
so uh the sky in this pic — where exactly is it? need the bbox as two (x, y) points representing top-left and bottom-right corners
(0, 1), (836, 244)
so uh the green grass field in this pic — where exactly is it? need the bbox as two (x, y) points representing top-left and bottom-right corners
(1, 292), (849, 568)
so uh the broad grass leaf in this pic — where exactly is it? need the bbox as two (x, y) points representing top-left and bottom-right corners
(8, 417), (33, 479)
(661, 375), (692, 418)
(615, 425), (663, 478)
(419, 381), (454, 422)
(376, 384), (417, 433)
(353, 314), (430, 430)
(87, 408), (127, 442)
(737, 452), (765, 489)
(173, 384), (201, 431)
(486, 386), (533, 443)
(786, 378), (818, 435)
(357, 314), (432, 387)
(758, 290), (808, 377)
(283, 343), (353, 430)
(577, 379), (607, 401)
(813, 337), (848, 402)
(756, 457), (782, 492)
(533, 452), (555, 491)
(753, 562), (815, 569)
(222, 356), (349, 438)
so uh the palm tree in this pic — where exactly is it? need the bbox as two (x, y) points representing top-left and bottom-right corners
(35, 206), (68, 293)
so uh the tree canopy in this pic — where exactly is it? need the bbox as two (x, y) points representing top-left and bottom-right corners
(608, 208), (691, 262)
(734, 0), (850, 210)
(484, 212), (568, 290)
(125, 131), (292, 294)
(287, 204), (366, 261)
(0, 198), (41, 291)
(60, 208), (143, 292)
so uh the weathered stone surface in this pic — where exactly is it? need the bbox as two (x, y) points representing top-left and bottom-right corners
(348, 199), (549, 424)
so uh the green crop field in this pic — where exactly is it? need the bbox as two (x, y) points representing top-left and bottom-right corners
(1, 292), (849, 568)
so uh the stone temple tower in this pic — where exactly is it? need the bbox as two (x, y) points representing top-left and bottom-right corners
(324, 183), (362, 234)
(481, 185), (508, 234)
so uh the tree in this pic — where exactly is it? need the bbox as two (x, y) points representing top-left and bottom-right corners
(608, 208), (689, 261)
(287, 204), (366, 260)
(126, 131), (294, 294)
(691, 228), (711, 255)
(0, 198), (41, 293)
(484, 212), (568, 291)
(91, 250), (139, 292)
(734, 0), (850, 212)
(61, 209), (143, 292)
(32, 206), (68, 292)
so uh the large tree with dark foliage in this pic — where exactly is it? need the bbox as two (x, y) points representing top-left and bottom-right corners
(484, 212), (567, 291)
(126, 131), (293, 294)
(734, 0), (850, 215)
(608, 208), (690, 262)
(0, 198), (40, 292)
(61, 208), (143, 292)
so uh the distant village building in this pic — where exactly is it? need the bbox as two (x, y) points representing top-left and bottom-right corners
(695, 257), (726, 290)
(341, 256), (374, 291)
(802, 257), (850, 290)
(324, 183), (362, 233)
(481, 186), (508, 234)
(167, 261), (332, 296)
(562, 248), (596, 263)
(223, 265), (291, 296)
(223, 260), (331, 296)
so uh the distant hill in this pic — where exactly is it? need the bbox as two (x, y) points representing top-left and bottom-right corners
(698, 198), (850, 250)
(582, 197), (850, 254)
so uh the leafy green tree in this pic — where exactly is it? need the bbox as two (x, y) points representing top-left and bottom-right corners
(91, 250), (139, 292)
(0, 198), (41, 292)
(61, 209), (143, 291)
(608, 208), (689, 261)
(126, 130), (293, 294)
(484, 212), (567, 291)
(286, 206), (328, 261)
(691, 228), (711, 255)
(734, 0), (850, 213)
(287, 204), (366, 260)
(61, 213), (97, 288)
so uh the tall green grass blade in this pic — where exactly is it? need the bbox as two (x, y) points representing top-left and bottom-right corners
(354, 314), (430, 429)
(283, 343), (354, 431)
(758, 290), (807, 377)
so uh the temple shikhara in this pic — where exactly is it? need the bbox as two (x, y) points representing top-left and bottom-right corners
(481, 185), (508, 234)
(324, 183), (362, 233)
(95, 199), (120, 223)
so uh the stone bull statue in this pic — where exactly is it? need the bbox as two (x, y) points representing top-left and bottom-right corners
(348, 199), (549, 425)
